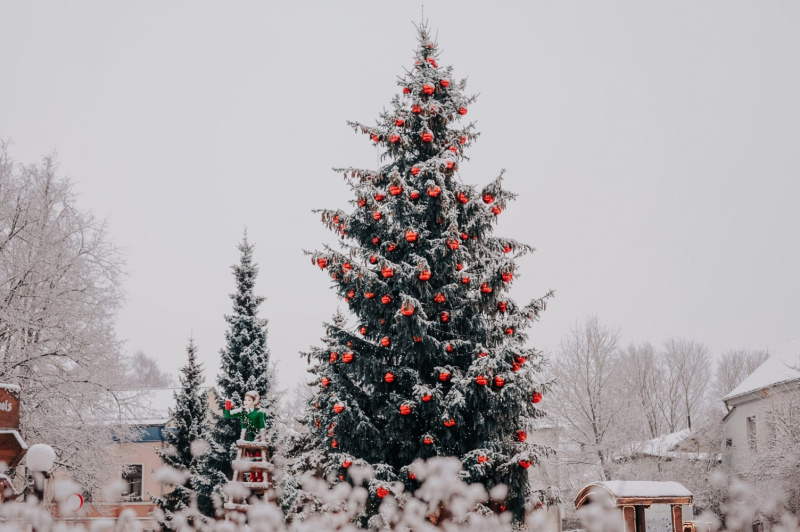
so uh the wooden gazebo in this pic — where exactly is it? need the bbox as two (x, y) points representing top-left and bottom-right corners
(575, 481), (693, 532)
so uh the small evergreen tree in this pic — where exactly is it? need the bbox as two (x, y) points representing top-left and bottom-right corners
(201, 233), (275, 514)
(152, 337), (211, 528)
(306, 23), (553, 522)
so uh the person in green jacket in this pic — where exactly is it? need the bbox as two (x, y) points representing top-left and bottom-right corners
(224, 390), (267, 482)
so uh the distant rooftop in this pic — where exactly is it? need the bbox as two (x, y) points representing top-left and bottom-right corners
(723, 337), (800, 403)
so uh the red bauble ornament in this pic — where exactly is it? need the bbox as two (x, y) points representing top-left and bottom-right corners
(321, 377), (330, 387)
(532, 392), (543, 404)
(445, 160), (454, 169)
(494, 376), (505, 387)
(517, 430), (527, 442)
(408, 472), (417, 480)
(502, 271), (513, 283)
(359, 326), (367, 335)
(421, 132), (434, 142)
(376, 487), (389, 499)
(427, 185), (441, 197)
(445, 344), (453, 353)
(412, 104), (422, 114)
(343, 352), (354, 363)
(413, 336), (422, 343)
(365, 292), (375, 299)
(423, 436), (434, 445)
(481, 283), (493, 294)
(505, 328), (514, 336)
(387, 243), (396, 252)
(390, 184), (403, 196)
(477, 455), (488, 463)
(410, 166), (421, 176)
(381, 267), (394, 278)
(460, 232), (468, 241)
(519, 460), (531, 469)
(371, 134), (381, 142)
(405, 230), (418, 242)
(418, 270), (431, 281)
(422, 83), (435, 95)
(342, 460), (353, 468)
(498, 301), (507, 312)
(516, 356), (527, 364)
(434, 293), (445, 303)
(456, 263), (463, 271)
(426, 57), (437, 67)
(447, 239), (459, 250)
(401, 303), (415, 316)
(513, 362), (521, 372)
(440, 311), (450, 323)
(503, 245), (512, 253)
(332, 439), (337, 448)
(374, 193), (385, 202)
(333, 214), (340, 224)
(330, 352), (339, 363)
(461, 276), (470, 284)
(384, 372), (395, 383)
(457, 192), (469, 204)
(347, 289), (355, 299)
(460, 136), (467, 144)
(410, 190), (420, 200)
(478, 352), (488, 358)
(440, 79), (450, 88)
(403, 87), (411, 94)
(399, 404), (411, 415)
(492, 206), (502, 215)
(439, 371), (451, 381)
(369, 255), (378, 264)
(358, 197), (367, 207)
(395, 118), (405, 127)
(372, 236), (381, 245)
(476, 375), (488, 386)
(373, 211), (382, 221)
(317, 257), (328, 269)
(458, 107), (468, 115)
(444, 418), (455, 427)
(381, 337), (391, 347)
(333, 403), (345, 413)
(342, 262), (352, 271)
(449, 146), (458, 153)
(482, 194), (494, 204)
(381, 295), (391, 304)
(421, 393), (432, 402)
(389, 134), (400, 144)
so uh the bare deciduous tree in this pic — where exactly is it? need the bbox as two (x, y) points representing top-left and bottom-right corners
(619, 342), (664, 439)
(124, 350), (174, 388)
(663, 338), (712, 431)
(550, 317), (625, 480)
(0, 143), (129, 494)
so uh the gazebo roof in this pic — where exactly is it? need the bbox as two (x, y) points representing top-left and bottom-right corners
(575, 481), (693, 508)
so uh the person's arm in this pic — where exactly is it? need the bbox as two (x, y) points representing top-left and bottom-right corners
(223, 398), (241, 419)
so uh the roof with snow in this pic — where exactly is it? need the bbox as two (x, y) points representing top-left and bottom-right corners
(575, 481), (693, 508)
(723, 337), (800, 403)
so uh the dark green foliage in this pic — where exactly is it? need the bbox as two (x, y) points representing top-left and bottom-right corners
(306, 23), (554, 521)
(200, 233), (275, 516)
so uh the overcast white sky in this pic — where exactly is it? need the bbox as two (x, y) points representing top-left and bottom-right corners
(1, 2), (798, 393)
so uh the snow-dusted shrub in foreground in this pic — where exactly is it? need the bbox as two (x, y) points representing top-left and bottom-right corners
(3, 459), (800, 532)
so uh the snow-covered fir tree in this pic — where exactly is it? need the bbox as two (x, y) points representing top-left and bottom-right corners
(306, 23), (554, 522)
(200, 233), (275, 515)
(152, 337), (213, 529)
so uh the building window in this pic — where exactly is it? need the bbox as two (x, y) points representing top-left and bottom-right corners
(747, 416), (757, 451)
(121, 464), (143, 502)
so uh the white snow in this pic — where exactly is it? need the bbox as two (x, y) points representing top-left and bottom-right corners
(0, 384), (21, 393)
(588, 481), (692, 498)
(724, 337), (800, 402)
(25, 443), (56, 472)
(616, 429), (692, 460)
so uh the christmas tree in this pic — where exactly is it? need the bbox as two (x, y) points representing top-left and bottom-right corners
(201, 233), (275, 514)
(306, 23), (553, 520)
(152, 337), (213, 528)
